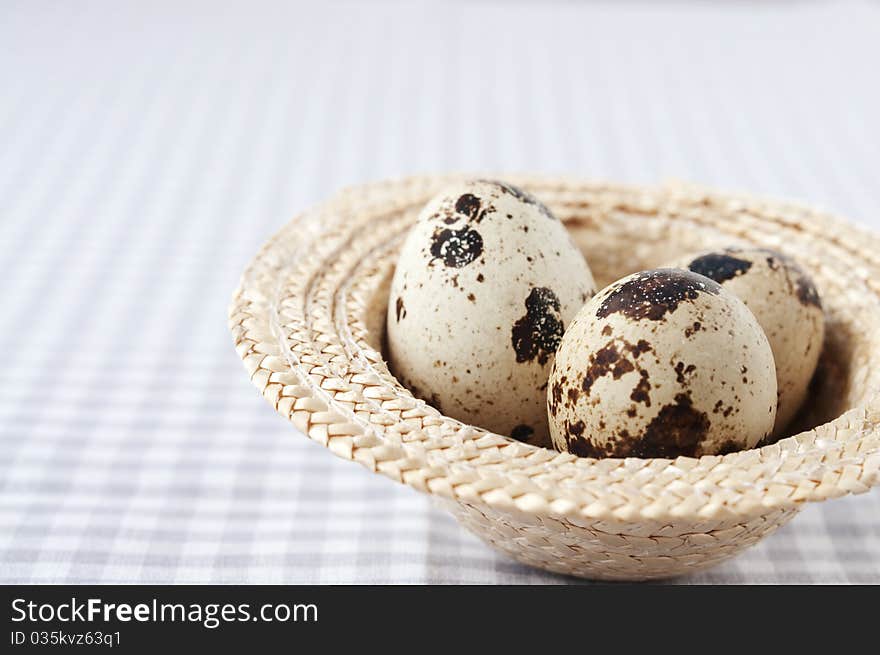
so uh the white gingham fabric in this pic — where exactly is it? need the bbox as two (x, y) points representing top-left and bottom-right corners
(1, 0), (879, 584)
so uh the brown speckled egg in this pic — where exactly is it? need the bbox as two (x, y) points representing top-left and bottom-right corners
(387, 179), (596, 448)
(671, 247), (824, 438)
(547, 268), (777, 458)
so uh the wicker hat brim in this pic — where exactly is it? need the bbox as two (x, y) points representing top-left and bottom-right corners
(229, 175), (880, 525)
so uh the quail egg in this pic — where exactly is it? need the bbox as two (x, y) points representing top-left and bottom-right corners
(547, 268), (777, 458)
(387, 179), (596, 447)
(672, 247), (824, 438)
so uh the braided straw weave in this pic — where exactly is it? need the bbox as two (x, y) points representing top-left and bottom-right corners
(229, 175), (880, 581)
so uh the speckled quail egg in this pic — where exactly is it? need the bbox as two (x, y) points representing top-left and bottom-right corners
(670, 247), (824, 438)
(547, 268), (777, 458)
(387, 179), (596, 448)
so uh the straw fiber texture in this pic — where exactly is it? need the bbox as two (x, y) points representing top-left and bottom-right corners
(230, 175), (880, 580)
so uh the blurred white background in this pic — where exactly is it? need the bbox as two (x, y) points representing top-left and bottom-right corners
(1, 0), (878, 583)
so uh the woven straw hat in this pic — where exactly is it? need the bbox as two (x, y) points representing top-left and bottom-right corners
(229, 175), (880, 581)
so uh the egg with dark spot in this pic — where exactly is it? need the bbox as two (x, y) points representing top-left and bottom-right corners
(547, 269), (777, 458)
(670, 247), (824, 438)
(388, 180), (596, 447)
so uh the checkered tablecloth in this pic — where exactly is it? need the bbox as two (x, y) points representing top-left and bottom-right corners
(2, 0), (879, 584)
